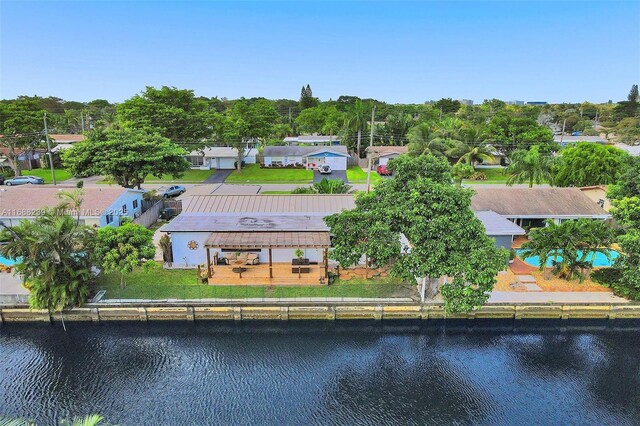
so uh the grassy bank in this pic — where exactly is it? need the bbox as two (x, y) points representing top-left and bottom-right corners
(346, 166), (381, 183)
(24, 168), (73, 183)
(95, 266), (413, 299)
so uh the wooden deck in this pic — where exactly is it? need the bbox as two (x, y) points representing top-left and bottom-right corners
(207, 262), (328, 286)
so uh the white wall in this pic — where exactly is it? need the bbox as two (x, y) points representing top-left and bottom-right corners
(170, 232), (211, 266)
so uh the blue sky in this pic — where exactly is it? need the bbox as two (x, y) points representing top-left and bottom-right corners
(1, 1), (639, 103)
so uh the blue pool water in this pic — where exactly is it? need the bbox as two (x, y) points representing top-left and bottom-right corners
(516, 249), (619, 267)
(0, 255), (17, 266)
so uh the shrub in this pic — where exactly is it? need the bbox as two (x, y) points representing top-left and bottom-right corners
(291, 186), (316, 194)
(76, 180), (84, 188)
(591, 268), (623, 287)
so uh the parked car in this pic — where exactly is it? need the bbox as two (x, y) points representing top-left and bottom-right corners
(0, 175), (4, 185)
(318, 164), (332, 174)
(377, 165), (393, 176)
(4, 176), (45, 186)
(158, 185), (186, 198)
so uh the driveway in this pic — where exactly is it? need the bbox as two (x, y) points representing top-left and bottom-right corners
(205, 169), (234, 183)
(314, 170), (348, 183)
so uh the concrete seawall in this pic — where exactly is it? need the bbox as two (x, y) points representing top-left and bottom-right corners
(2, 303), (640, 322)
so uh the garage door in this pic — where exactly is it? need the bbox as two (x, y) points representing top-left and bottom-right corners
(324, 156), (346, 171)
(218, 158), (237, 170)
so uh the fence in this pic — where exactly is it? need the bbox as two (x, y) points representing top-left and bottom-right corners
(133, 199), (164, 228)
(163, 199), (183, 215)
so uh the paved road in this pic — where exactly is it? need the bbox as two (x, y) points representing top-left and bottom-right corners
(313, 170), (348, 183)
(487, 291), (628, 304)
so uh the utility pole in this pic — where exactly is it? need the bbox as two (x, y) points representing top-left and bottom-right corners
(80, 111), (85, 132)
(366, 104), (376, 192)
(43, 113), (57, 185)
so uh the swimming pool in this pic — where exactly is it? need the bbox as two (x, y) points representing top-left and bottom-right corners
(0, 255), (17, 267)
(516, 249), (619, 268)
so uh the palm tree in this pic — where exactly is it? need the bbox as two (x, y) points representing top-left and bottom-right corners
(312, 178), (352, 194)
(57, 189), (85, 226)
(407, 123), (448, 157)
(344, 100), (369, 158)
(434, 117), (463, 139)
(452, 144), (495, 168)
(505, 145), (556, 188)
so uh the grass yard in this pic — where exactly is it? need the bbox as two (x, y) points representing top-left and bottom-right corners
(144, 169), (214, 183)
(26, 168), (73, 183)
(94, 265), (414, 300)
(463, 167), (508, 184)
(225, 164), (313, 183)
(346, 166), (382, 183)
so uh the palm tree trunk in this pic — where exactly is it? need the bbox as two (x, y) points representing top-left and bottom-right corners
(120, 273), (125, 289)
(356, 130), (362, 158)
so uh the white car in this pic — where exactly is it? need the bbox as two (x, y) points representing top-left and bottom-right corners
(318, 164), (332, 174)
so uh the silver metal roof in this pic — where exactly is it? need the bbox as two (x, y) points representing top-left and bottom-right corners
(474, 211), (526, 236)
(263, 145), (348, 157)
(181, 195), (356, 214)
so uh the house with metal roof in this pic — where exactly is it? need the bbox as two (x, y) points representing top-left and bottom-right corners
(471, 187), (611, 229)
(160, 194), (356, 285)
(262, 146), (351, 171)
(0, 186), (145, 228)
(186, 146), (258, 170)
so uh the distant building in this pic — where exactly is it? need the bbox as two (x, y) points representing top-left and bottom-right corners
(507, 100), (525, 106)
(553, 135), (607, 147)
(526, 101), (548, 105)
(459, 99), (474, 106)
(186, 147), (258, 170)
(283, 136), (341, 146)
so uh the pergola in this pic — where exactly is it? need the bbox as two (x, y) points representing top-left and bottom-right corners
(204, 231), (331, 280)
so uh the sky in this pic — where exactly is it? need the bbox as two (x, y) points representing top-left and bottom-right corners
(1, 0), (639, 104)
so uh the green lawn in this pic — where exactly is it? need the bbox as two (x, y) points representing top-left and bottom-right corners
(463, 167), (508, 184)
(26, 168), (73, 183)
(346, 166), (382, 183)
(143, 169), (214, 183)
(225, 164), (313, 183)
(94, 265), (412, 300)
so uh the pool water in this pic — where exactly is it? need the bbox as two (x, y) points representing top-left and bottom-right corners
(0, 255), (17, 266)
(516, 249), (619, 267)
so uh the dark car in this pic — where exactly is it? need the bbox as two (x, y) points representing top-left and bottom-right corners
(377, 165), (393, 176)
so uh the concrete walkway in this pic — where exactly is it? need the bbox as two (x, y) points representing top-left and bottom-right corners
(487, 291), (628, 304)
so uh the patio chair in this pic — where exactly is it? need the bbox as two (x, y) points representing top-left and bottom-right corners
(245, 253), (260, 265)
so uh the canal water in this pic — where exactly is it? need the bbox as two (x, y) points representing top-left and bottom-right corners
(1, 321), (639, 425)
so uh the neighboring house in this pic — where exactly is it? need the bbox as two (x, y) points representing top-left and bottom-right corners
(186, 147), (258, 170)
(365, 146), (408, 168)
(0, 186), (145, 227)
(262, 146), (350, 171)
(160, 195), (357, 270)
(283, 136), (342, 146)
(49, 134), (86, 154)
(0, 147), (45, 171)
(579, 185), (611, 212)
(613, 143), (640, 156)
(471, 188), (611, 229)
(553, 135), (607, 148)
(474, 210), (526, 250)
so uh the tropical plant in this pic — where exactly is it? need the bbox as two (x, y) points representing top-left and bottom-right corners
(451, 162), (474, 186)
(554, 142), (628, 187)
(94, 223), (156, 289)
(505, 145), (556, 188)
(344, 99), (370, 157)
(312, 178), (352, 194)
(0, 209), (96, 312)
(407, 123), (449, 157)
(159, 234), (173, 264)
(520, 219), (614, 281)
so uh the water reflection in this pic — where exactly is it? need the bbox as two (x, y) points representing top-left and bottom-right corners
(0, 321), (639, 425)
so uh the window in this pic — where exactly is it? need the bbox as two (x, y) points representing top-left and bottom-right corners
(122, 204), (128, 214)
(105, 214), (113, 224)
(133, 199), (139, 209)
(270, 156), (284, 166)
(188, 155), (204, 166)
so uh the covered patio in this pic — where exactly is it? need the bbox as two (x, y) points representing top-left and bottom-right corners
(204, 231), (331, 286)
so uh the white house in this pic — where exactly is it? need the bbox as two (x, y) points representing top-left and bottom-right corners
(262, 146), (350, 171)
(365, 146), (408, 168)
(283, 136), (342, 146)
(0, 186), (146, 228)
(186, 147), (258, 170)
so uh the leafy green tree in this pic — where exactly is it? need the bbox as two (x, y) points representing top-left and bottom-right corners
(554, 143), (628, 187)
(452, 162), (475, 186)
(326, 154), (506, 312)
(63, 129), (190, 188)
(613, 84), (639, 119)
(218, 98), (279, 170)
(608, 156), (640, 200)
(0, 98), (46, 176)
(608, 230), (640, 299)
(433, 98), (461, 115)
(0, 209), (96, 312)
(95, 222), (155, 289)
(505, 145), (556, 188)
(611, 196), (640, 229)
(294, 104), (345, 136)
(521, 219), (614, 281)
(485, 112), (557, 156)
(117, 86), (215, 148)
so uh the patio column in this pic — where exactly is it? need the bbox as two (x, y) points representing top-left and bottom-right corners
(206, 247), (212, 279)
(268, 248), (273, 279)
(323, 248), (328, 279)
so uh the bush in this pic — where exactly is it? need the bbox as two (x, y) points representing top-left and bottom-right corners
(469, 171), (487, 181)
(291, 186), (316, 194)
(76, 180), (84, 188)
(591, 268), (623, 286)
